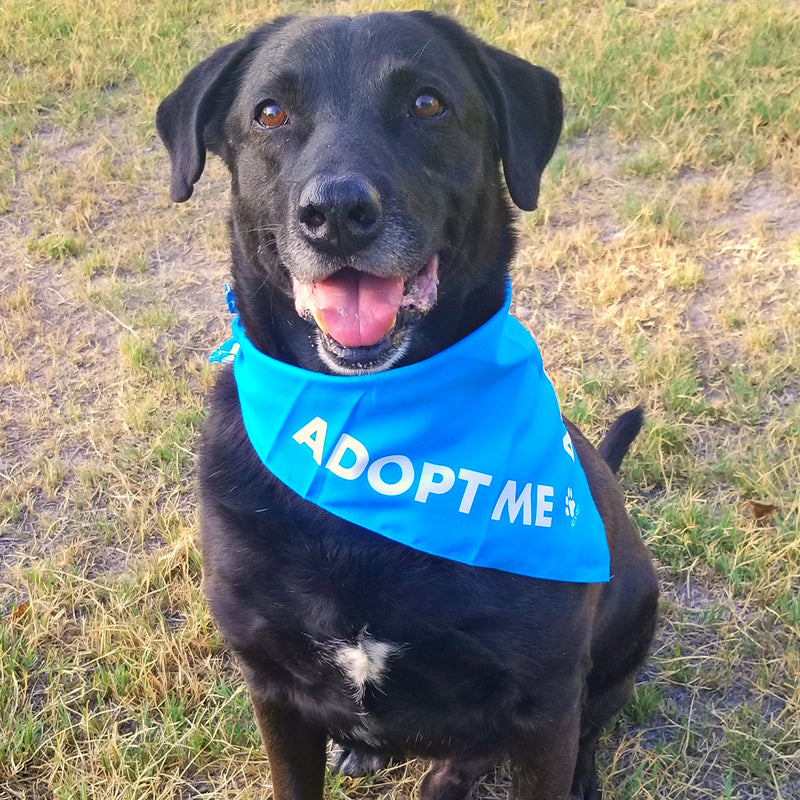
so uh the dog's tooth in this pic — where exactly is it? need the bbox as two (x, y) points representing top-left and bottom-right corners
(313, 308), (329, 334)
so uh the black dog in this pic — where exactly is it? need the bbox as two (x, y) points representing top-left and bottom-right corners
(157, 12), (658, 800)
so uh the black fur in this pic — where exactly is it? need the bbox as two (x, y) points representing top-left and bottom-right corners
(597, 406), (645, 474)
(157, 13), (658, 800)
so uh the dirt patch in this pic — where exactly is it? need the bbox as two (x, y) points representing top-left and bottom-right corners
(715, 173), (800, 238)
(0, 113), (235, 578)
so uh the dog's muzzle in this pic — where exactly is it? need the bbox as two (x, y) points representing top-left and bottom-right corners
(292, 256), (438, 372)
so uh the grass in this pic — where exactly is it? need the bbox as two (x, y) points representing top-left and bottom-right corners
(1, 0), (799, 798)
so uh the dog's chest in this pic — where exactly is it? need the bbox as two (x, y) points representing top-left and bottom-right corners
(318, 633), (403, 746)
(200, 385), (594, 752)
(329, 633), (398, 700)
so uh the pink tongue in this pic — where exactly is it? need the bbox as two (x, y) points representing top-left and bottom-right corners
(313, 270), (404, 348)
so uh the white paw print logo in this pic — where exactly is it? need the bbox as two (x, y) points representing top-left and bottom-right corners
(565, 488), (576, 518)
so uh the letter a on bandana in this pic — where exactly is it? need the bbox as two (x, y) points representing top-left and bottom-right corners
(214, 288), (610, 583)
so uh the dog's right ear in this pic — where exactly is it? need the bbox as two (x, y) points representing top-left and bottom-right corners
(156, 40), (251, 202)
(156, 22), (289, 203)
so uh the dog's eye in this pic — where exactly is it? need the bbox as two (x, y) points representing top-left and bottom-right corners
(256, 101), (288, 128)
(412, 93), (445, 119)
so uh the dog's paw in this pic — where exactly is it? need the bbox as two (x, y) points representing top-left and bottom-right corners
(328, 742), (388, 776)
(419, 758), (494, 800)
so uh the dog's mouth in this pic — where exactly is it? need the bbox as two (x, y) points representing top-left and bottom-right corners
(293, 255), (439, 373)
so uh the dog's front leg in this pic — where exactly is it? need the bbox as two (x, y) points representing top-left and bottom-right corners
(249, 691), (327, 800)
(510, 702), (581, 800)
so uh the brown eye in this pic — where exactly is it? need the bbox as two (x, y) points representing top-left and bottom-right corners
(257, 101), (287, 128)
(412, 93), (445, 118)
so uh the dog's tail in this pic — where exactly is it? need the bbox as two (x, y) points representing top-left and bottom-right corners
(597, 407), (645, 474)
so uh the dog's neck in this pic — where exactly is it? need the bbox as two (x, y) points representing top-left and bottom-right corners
(226, 293), (610, 583)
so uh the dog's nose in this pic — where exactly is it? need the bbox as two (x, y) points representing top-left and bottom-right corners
(298, 176), (383, 256)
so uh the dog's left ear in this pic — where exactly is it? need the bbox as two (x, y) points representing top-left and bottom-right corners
(479, 43), (563, 211)
(416, 13), (563, 212)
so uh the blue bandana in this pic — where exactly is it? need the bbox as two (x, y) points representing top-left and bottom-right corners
(212, 287), (609, 583)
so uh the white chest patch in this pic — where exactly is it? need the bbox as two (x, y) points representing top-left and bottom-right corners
(332, 631), (399, 701)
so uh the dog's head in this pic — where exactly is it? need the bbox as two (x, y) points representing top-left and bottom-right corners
(157, 13), (562, 374)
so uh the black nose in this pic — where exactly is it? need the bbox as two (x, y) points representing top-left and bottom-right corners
(298, 176), (383, 256)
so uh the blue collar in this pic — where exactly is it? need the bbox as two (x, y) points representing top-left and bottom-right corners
(213, 287), (609, 583)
